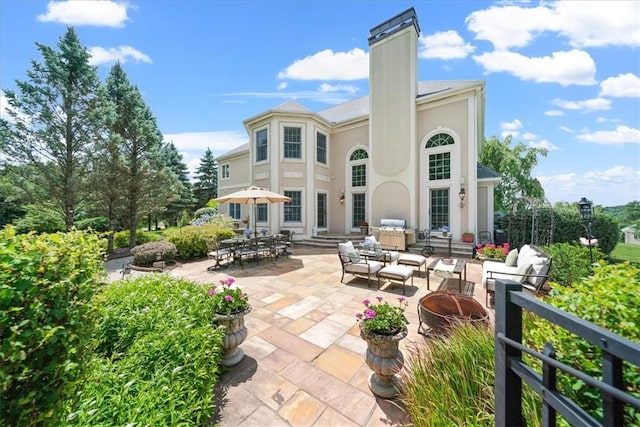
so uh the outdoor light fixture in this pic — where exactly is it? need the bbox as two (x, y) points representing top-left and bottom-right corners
(577, 196), (595, 265)
(458, 187), (466, 208)
(339, 194), (345, 205)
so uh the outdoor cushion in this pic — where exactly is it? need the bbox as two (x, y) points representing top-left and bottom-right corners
(348, 251), (361, 263)
(505, 248), (518, 266)
(347, 261), (382, 274)
(511, 263), (532, 284)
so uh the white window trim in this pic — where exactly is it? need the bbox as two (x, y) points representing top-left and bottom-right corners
(315, 130), (329, 167)
(280, 122), (305, 163)
(255, 126), (269, 165)
(282, 188), (304, 224)
(221, 163), (230, 180)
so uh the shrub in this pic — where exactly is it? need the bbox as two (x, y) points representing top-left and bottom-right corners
(524, 262), (640, 425)
(167, 223), (235, 261)
(177, 210), (191, 228)
(130, 241), (177, 266)
(401, 323), (540, 426)
(113, 229), (161, 249)
(62, 275), (225, 425)
(542, 242), (605, 287)
(13, 203), (65, 234)
(0, 227), (105, 426)
(74, 216), (111, 232)
(193, 207), (218, 220)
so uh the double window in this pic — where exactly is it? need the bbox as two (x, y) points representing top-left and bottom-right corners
(221, 163), (230, 179)
(284, 127), (302, 159)
(256, 129), (268, 162)
(426, 133), (454, 181)
(229, 203), (241, 220)
(256, 203), (268, 223)
(284, 191), (302, 222)
(316, 132), (327, 165)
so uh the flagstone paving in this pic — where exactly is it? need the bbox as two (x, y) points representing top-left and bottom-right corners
(107, 245), (493, 426)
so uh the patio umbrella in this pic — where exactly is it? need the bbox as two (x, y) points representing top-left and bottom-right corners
(214, 186), (291, 236)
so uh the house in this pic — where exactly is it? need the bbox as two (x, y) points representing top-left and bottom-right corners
(216, 8), (500, 244)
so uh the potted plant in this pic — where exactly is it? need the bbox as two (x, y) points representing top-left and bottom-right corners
(462, 232), (474, 243)
(358, 220), (369, 235)
(356, 296), (409, 398)
(208, 276), (251, 366)
(440, 225), (450, 237)
(475, 242), (510, 260)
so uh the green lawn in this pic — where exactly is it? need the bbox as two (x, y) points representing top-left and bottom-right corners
(610, 242), (640, 263)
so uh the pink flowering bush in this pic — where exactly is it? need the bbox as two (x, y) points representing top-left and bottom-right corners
(356, 296), (409, 333)
(475, 242), (510, 260)
(208, 276), (249, 314)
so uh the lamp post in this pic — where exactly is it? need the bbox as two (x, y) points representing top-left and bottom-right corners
(577, 197), (594, 265)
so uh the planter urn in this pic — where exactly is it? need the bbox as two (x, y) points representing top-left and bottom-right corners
(214, 305), (252, 367)
(462, 233), (474, 243)
(360, 325), (407, 398)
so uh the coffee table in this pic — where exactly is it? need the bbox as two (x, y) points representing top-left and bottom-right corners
(426, 258), (468, 292)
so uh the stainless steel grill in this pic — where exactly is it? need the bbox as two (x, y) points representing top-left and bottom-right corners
(378, 218), (409, 250)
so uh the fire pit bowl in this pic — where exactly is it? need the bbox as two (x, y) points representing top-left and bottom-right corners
(418, 291), (488, 335)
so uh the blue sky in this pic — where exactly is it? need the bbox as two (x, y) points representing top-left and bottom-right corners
(1, 0), (639, 207)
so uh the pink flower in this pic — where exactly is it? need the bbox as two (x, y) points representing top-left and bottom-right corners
(362, 299), (371, 307)
(208, 288), (216, 296)
(355, 313), (363, 319)
(376, 296), (383, 302)
(224, 295), (234, 302)
(398, 296), (406, 303)
(364, 309), (376, 319)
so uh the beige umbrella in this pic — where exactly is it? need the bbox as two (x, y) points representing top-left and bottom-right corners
(215, 186), (291, 236)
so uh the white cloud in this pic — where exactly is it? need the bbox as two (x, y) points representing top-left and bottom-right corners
(318, 83), (358, 94)
(37, 0), (130, 27)
(576, 125), (640, 145)
(559, 126), (574, 133)
(466, 2), (640, 50)
(553, 1), (640, 48)
(473, 49), (596, 86)
(419, 30), (475, 59)
(88, 46), (151, 66)
(277, 82), (288, 90)
(277, 48), (368, 81)
(552, 98), (611, 113)
(501, 119), (522, 131)
(599, 73), (640, 98)
(538, 166), (640, 206)
(225, 90), (354, 105)
(466, 5), (555, 50)
(545, 110), (564, 117)
(163, 131), (247, 153)
(521, 132), (537, 140)
(0, 94), (12, 123)
(529, 139), (558, 151)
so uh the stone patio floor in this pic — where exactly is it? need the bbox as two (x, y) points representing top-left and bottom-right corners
(106, 245), (493, 426)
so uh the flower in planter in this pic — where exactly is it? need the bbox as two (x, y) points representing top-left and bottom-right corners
(260, 228), (268, 236)
(358, 220), (368, 227)
(476, 243), (510, 260)
(243, 229), (252, 238)
(208, 276), (249, 315)
(356, 296), (409, 333)
(440, 225), (450, 232)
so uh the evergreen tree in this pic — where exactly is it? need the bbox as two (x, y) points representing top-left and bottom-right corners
(0, 27), (101, 230)
(193, 147), (218, 208)
(101, 63), (174, 248)
(160, 141), (196, 226)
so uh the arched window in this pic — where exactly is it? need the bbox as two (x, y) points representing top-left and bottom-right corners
(350, 148), (368, 161)
(348, 148), (368, 227)
(425, 133), (454, 181)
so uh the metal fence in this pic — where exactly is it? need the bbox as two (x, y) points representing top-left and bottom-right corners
(494, 280), (640, 426)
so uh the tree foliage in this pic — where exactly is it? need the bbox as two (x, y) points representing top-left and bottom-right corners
(159, 141), (196, 226)
(480, 135), (548, 214)
(0, 27), (101, 230)
(193, 147), (218, 209)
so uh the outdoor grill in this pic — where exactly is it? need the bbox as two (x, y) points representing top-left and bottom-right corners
(378, 218), (410, 251)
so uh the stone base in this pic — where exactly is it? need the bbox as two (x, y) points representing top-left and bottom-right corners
(222, 347), (245, 367)
(368, 372), (401, 398)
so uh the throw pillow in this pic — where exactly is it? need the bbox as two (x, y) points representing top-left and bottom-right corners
(505, 248), (518, 266)
(348, 251), (361, 263)
(511, 263), (532, 284)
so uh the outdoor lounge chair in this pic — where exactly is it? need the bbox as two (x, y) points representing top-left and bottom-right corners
(337, 241), (382, 287)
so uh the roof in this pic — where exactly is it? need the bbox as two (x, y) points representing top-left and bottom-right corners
(317, 80), (483, 124)
(477, 163), (501, 180)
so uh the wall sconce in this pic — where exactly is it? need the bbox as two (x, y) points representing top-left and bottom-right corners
(339, 194), (345, 205)
(458, 187), (466, 208)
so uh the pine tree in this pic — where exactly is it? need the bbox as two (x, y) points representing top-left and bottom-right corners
(0, 27), (101, 230)
(193, 147), (218, 208)
(160, 141), (196, 226)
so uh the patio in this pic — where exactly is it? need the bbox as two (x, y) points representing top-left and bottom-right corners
(107, 245), (492, 426)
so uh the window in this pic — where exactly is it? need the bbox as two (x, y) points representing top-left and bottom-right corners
(221, 163), (230, 179)
(317, 193), (327, 228)
(352, 193), (366, 227)
(316, 132), (327, 164)
(430, 189), (449, 230)
(429, 152), (451, 180)
(256, 203), (268, 222)
(284, 191), (301, 222)
(425, 133), (454, 181)
(229, 203), (241, 220)
(256, 129), (268, 162)
(284, 127), (301, 159)
(350, 148), (368, 187)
